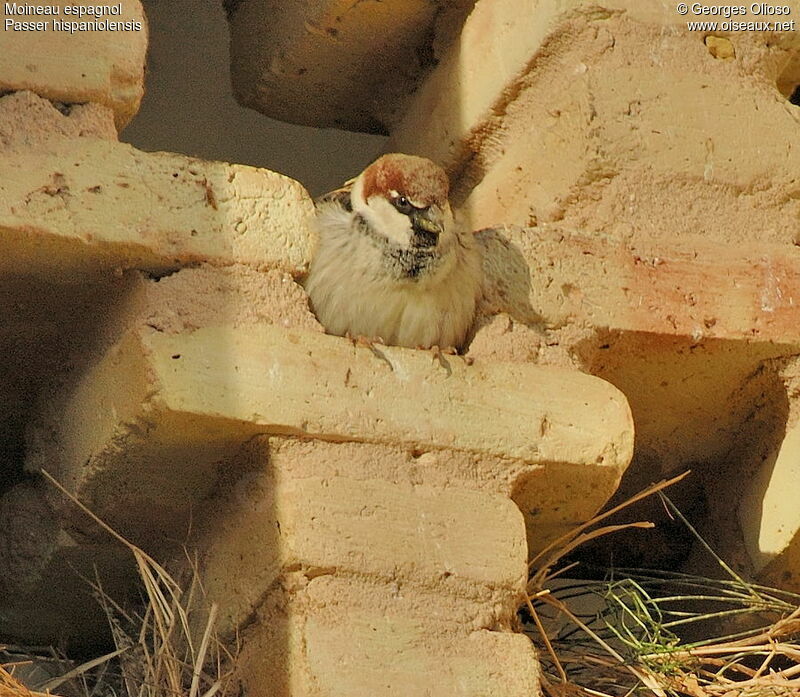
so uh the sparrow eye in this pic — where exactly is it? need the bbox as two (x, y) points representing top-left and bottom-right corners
(393, 196), (414, 215)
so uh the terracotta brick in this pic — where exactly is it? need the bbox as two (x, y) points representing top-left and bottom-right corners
(479, 225), (800, 346)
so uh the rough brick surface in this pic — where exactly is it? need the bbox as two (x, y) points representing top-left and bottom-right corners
(0, 91), (117, 147)
(0, 103), (319, 644)
(3, 265), (321, 643)
(477, 225), (800, 346)
(390, 0), (800, 251)
(26, 319), (631, 549)
(383, 0), (800, 568)
(733, 360), (800, 591)
(470, 224), (800, 474)
(23, 267), (319, 533)
(225, 0), (474, 133)
(197, 436), (528, 634)
(390, 1), (695, 166)
(147, 325), (632, 466)
(16, 260), (630, 684)
(0, 136), (315, 279)
(0, 0), (147, 129)
(15, 257), (631, 665)
(237, 576), (540, 697)
(279, 478), (526, 587)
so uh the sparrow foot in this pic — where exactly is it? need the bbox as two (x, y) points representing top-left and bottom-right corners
(415, 344), (457, 355)
(346, 332), (385, 349)
(346, 332), (393, 370)
(426, 345), (457, 376)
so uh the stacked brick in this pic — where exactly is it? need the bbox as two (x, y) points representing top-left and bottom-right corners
(0, 0), (639, 695)
(4, 0), (798, 693)
(226, 0), (800, 625)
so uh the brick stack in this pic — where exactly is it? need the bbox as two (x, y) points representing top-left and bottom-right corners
(5, 0), (799, 694)
(0, 1), (638, 694)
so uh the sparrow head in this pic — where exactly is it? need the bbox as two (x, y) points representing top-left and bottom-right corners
(350, 153), (454, 252)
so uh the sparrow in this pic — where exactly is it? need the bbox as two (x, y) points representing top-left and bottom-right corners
(304, 153), (482, 352)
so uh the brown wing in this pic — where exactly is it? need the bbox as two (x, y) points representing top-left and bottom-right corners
(314, 177), (355, 212)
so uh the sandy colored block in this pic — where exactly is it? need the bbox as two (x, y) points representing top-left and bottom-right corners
(0, 271), (128, 508)
(27, 320), (632, 552)
(5, 265), (319, 547)
(382, 0), (800, 569)
(281, 478), (526, 587)
(473, 225), (800, 476)
(389, 0), (800, 251)
(0, 0), (147, 129)
(192, 437), (618, 635)
(246, 438), (629, 557)
(27, 327), (261, 549)
(8, 265), (320, 646)
(199, 454), (526, 632)
(0, 137), (315, 280)
(97, 263), (323, 345)
(479, 225), (800, 346)
(148, 324), (632, 467)
(225, 0), (474, 133)
(388, 0), (682, 166)
(238, 576), (540, 697)
(248, 432), (632, 560)
(458, 58), (800, 243)
(389, 0), (798, 177)
(23, 267), (319, 551)
(300, 623), (538, 697)
(0, 90), (117, 147)
(739, 412), (800, 590)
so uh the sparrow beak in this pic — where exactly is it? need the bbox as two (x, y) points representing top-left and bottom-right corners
(410, 209), (442, 247)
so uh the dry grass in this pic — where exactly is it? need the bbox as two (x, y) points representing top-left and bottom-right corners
(4, 471), (798, 697)
(0, 472), (239, 697)
(526, 473), (800, 697)
(0, 663), (59, 697)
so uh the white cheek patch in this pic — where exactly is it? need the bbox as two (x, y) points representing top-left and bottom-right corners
(363, 196), (414, 246)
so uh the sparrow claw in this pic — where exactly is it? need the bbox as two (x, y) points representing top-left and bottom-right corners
(346, 332), (393, 370)
(345, 332), (385, 347)
(427, 345), (453, 376)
